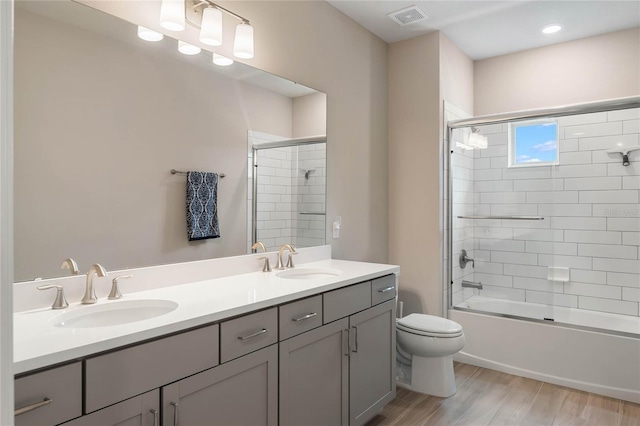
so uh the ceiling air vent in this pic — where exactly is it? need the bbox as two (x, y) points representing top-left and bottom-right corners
(388, 5), (428, 27)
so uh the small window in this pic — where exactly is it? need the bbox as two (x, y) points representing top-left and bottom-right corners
(508, 119), (559, 167)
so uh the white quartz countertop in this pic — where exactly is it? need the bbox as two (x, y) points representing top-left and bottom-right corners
(14, 259), (399, 375)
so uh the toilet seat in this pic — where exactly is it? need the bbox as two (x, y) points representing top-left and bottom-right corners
(397, 314), (463, 338)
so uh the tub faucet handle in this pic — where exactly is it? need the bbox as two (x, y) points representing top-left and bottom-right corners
(459, 249), (474, 269)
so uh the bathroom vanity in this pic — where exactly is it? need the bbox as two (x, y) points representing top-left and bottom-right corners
(13, 249), (399, 426)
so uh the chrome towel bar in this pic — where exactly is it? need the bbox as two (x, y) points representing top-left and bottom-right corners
(457, 215), (544, 220)
(171, 169), (225, 178)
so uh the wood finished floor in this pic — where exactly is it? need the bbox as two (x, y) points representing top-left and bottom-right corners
(366, 362), (640, 426)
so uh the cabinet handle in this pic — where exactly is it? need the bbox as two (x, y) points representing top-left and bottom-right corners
(352, 326), (359, 353)
(170, 402), (179, 426)
(149, 409), (158, 426)
(292, 312), (317, 322)
(378, 286), (395, 293)
(15, 398), (52, 415)
(342, 329), (350, 357)
(237, 328), (268, 341)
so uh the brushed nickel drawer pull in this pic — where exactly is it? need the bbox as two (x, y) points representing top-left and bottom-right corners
(237, 328), (268, 341)
(15, 398), (52, 415)
(292, 312), (317, 322)
(170, 402), (179, 426)
(378, 286), (395, 293)
(343, 329), (350, 357)
(149, 409), (159, 426)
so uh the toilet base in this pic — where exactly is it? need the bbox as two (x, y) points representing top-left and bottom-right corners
(400, 355), (457, 398)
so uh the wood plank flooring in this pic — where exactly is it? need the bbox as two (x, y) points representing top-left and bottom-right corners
(366, 362), (640, 426)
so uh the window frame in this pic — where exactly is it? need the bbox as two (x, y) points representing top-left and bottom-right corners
(508, 118), (560, 168)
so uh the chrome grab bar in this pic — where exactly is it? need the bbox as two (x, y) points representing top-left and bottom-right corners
(15, 398), (52, 416)
(457, 215), (544, 220)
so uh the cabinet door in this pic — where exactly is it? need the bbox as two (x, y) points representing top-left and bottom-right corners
(162, 345), (277, 426)
(279, 318), (349, 426)
(60, 389), (159, 426)
(349, 300), (396, 426)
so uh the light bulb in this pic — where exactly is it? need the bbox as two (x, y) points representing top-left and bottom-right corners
(160, 0), (185, 31)
(233, 22), (254, 59)
(178, 41), (201, 55)
(200, 7), (223, 46)
(137, 26), (164, 42)
(213, 53), (233, 66)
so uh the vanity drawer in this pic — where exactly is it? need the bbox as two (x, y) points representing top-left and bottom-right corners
(323, 281), (372, 324)
(279, 295), (323, 340)
(85, 324), (218, 413)
(372, 274), (396, 305)
(221, 307), (278, 363)
(15, 362), (82, 426)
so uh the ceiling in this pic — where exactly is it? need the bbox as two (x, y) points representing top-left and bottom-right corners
(327, 1), (640, 60)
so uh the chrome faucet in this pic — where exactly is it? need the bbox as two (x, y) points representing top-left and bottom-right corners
(81, 263), (108, 304)
(252, 241), (271, 272)
(275, 244), (296, 270)
(60, 258), (79, 275)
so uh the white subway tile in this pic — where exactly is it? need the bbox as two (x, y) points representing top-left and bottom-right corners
(559, 151), (592, 165)
(475, 158), (491, 169)
(559, 139), (579, 152)
(474, 273), (513, 287)
(623, 176), (640, 189)
(514, 277), (562, 293)
(491, 204), (539, 216)
(578, 296), (638, 316)
(558, 112), (608, 126)
(513, 228), (564, 242)
(593, 204), (640, 217)
(474, 180), (513, 192)
(568, 281), (624, 299)
(501, 218), (551, 229)
(551, 217), (606, 230)
(479, 238), (525, 252)
(566, 121), (623, 138)
(580, 190), (638, 204)
(490, 157), (508, 169)
(608, 218), (640, 232)
(526, 291), (578, 308)
(487, 133), (508, 145)
(474, 261), (504, 275)
(525, 241), (577, 255)
(481, 286), (526, 301)
(554, 164), (607, 178)
(480, 145), (508, 158)
(593, 258), (640, 274)
(578, 243), (638, 260)
(504, 264), (549, 279)
(492, 251), (538, 265)
(527, 191), (579, 204)
(622, 288), (640, 302)
(539, 204), (592, 217)
(514, 179), (564, 192)
(571, 269), (607, 285)
(502, 167), (552, 180)
(623, 119), (639, 134)
(592, 150), (625, 164)
(475, 227), (513, 239)
(607, 162), (640, 176)
(474, 169), (502, 181)
(538, 254), (592, 270)
(478, 123), (506, 134)
(579, 134), (638, 151)
(564, 230), (621, 244)
(607, 272), (640, 288)
(480, 192), (526, 204)
(608, 108), (640, 122)
(623, 232), (640, 246)
(564, 177), (621, 191)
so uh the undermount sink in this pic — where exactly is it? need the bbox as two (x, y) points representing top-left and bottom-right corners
(52, 299), (178, 328)
(276, 268), (342, 280)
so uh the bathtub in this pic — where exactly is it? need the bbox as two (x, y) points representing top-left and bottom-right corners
(450, 296), (640, 403)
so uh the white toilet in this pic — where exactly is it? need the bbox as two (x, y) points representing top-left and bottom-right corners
(396, 314), (465, 397)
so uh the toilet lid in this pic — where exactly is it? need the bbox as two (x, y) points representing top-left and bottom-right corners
(397, 314), (463, 336)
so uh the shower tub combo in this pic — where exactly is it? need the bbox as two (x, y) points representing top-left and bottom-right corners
(446, 97), (640, 403)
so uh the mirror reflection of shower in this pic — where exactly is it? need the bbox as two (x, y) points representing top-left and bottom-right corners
(248, 133), (327, 253)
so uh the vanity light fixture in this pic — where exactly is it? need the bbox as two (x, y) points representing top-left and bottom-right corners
(178, 40), (202, 55)
(159, 0), (255, 59)
(213, 53), (233, 66)
(541, 24), (562, 34)
(137, 26), (164, 42)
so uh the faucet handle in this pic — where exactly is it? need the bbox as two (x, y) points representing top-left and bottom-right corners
(257, 257), (271, 272)
(286, 252), (298, 269)
(60, 258), (79, 275)
(37, 284), (69, 310)
(108, 275), (133, 300)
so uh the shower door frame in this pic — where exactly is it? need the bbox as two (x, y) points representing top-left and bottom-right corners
(446, 96), (640, 321)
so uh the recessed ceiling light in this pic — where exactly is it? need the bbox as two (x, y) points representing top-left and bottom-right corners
(542, 24), (562, 34)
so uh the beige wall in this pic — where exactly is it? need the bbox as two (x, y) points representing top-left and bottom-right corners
(475, 27), (640, 115)
(14, 9), (295, 281)
(293, 92), (327, 138)
(79, 0), (389, 264)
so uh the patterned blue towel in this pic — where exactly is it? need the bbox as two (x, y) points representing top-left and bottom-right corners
(186, 171), (220, 241)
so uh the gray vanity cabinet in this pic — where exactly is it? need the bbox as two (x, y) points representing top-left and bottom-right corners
(60, 390), (159, 426)
(161, 344), (278, 426)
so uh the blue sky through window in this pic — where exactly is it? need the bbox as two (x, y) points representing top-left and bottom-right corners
(514, 122), (558, 164)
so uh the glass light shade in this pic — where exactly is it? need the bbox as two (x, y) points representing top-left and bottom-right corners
(200, 7), (222, 46)
(213, 53), (233, 66)
(233, 23), (254, 59)
(137, 26), (164, 42)
(160, 0), (185, 31)
(178, 41), (201, 55)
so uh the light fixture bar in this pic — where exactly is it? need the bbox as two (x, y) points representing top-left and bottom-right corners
(190, 0), (250, 26)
